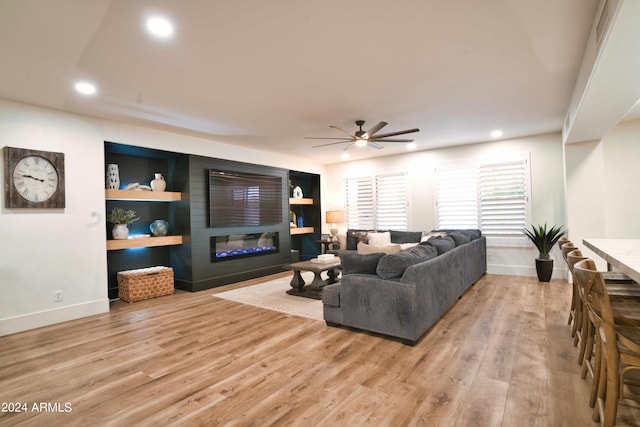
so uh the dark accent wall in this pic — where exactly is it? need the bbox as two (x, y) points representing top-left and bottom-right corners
(173, 155), (291, 291)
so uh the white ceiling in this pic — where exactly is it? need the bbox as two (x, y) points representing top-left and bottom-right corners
(0, 0), (600, 164)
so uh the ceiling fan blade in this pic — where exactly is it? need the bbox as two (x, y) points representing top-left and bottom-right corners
(370, 128), (420, 139)
(365, 121), (387, 138)
(370, 138), (414, 143)
(304, 137), (355, 140)
(329, 125), (355, 138)
(367, 141), (384, 150)
(312, 140), (352, 148)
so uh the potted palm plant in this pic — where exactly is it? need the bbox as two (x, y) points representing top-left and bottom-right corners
(107, 207), (140, 240)
(523, 223), (566, 282)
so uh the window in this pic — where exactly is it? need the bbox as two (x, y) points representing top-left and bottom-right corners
(435, 156), (530, 245)
(345, 171), (408, 230)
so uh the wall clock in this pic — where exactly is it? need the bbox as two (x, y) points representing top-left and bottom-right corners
(4, 146), (65, 208)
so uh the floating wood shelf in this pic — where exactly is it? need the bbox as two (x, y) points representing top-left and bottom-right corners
(105, 189), (182, 201)
(106, 235), (183, 250)
(289, 197), (314, 205)
(290, 227), (315, 235)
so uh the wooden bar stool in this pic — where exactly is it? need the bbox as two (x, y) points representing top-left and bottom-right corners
(574, 259), (640, 426)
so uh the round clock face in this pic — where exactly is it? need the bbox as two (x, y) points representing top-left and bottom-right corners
(12, 155), (59, 203)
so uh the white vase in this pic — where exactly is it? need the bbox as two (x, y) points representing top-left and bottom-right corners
(150, 173), (166, 192)
(106, 164), (120, 190)
(112, 224), (129, 240)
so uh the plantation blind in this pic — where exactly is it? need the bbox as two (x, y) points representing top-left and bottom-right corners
(479, 159), (528, 236)
(345, 171), (408, 230)
(376, 172), (408, 230)
(435, 156), (530, 239)
(435, 165), (478, 229)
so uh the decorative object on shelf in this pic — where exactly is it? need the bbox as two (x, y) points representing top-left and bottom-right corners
(150, 219), (169, 237)
(290, 210), (297, 228)
(4, 146), (65, 208)
(325, 210), (345, 241)
(297, 215), (304, 228)
(107, 207), (140, 240)
(523, 223), (566, 282)
(150, 173), (166, 192)
(292, 185), (303, 198)
(106, 164), (120, 190)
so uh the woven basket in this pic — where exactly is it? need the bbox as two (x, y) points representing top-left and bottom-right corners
(117, 266), (174, 303)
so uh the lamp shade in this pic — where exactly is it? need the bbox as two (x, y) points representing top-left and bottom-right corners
(326, 210), (345, 224)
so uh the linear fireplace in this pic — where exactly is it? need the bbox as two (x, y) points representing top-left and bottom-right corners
(210, 232), (279, 262)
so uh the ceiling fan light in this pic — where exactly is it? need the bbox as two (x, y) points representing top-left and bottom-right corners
(355, 139), (367, 147)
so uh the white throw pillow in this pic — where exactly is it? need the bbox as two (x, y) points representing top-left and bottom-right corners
(367, 231), (391, 247)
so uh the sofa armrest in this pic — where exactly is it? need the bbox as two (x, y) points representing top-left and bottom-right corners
(340, 274), (418, 341)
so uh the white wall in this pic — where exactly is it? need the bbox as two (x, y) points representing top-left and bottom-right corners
(564, 118), (640, 271)
(324, 132), (567, 278)
(0, 99), (325, 336)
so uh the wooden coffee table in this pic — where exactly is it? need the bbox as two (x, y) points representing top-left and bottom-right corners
(285, 258), (341, 300)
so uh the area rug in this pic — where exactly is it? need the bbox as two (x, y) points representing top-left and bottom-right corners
(213, 272), (323, 321)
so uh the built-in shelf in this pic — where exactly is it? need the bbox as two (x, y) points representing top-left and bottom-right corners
(289, 197), (314, 205)
(105, 189), (183, 201)
(106, 235), (183, 251)
(290, 227), (315, 235)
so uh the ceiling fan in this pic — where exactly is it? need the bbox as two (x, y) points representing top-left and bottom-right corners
(305, 120), (419, 150)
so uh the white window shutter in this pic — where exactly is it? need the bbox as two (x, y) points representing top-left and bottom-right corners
(376, 172), (408, 230)
(345, 176), (375, 229)
(479, 159), (528, 235)
(435, 166), (478, 229)
(345, 172), (409, 230)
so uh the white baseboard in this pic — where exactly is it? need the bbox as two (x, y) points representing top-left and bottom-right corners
(0, 299), (110, 337)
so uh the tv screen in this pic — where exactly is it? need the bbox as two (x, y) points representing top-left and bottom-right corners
(209, 170), (282, 227)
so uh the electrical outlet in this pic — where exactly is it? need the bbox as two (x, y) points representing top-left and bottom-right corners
(54, 290), (63, 302)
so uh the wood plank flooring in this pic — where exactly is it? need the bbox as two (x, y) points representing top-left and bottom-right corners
(1, 273), (639, 426)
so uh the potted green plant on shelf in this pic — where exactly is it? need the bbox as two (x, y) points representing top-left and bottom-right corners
(107, 207), (140, 240)
(523, 223), (567, 282)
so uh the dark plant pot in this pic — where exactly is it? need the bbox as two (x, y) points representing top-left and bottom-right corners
(535, 258), (554, 282)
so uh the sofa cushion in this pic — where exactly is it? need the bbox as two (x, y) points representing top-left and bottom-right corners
(390, 230), (423, 244)
(339, 251), (386, 275)
(462, 229), (481, 240)
(357, 242), (402, 255)
(448, 231), (472, 246)
(376, 244), (438, 279)
(426, 235), (456, 254)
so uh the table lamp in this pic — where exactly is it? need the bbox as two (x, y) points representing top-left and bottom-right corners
(325, 210), (345, 241)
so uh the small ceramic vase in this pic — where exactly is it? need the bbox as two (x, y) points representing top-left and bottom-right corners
(112, 224), (129, 240)
(106, 164), (120, 190)
(150, 173), (166, 192)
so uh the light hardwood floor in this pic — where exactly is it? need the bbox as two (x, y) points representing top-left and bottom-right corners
(1, 273), (639, 426)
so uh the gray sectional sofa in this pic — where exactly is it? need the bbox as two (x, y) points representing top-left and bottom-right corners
(322, 229), (486, 345)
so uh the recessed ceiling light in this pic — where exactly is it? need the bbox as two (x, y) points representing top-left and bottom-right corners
(490, 130), (503, 138)
(75, 81), (97, 95)
(406, 142), (417, 150)
(341, 152), (350, 160)
(146, 16), (174, 38)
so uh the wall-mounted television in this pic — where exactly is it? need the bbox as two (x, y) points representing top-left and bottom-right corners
(209, 169), (282, 227)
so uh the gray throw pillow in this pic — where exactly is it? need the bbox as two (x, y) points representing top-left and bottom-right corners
(426, 236), (456, 254)
(339, 252), (385, 275)
(376, 244), (438, 279)
(449, 231), (472, 246)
